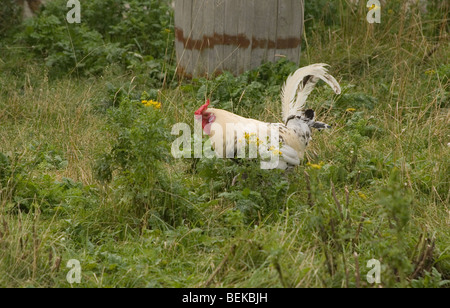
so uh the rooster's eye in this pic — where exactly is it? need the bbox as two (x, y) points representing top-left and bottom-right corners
(305, 109), (315, 120)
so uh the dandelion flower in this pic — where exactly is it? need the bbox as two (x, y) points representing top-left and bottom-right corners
(142, 99), (162, 109)
(307, 162), (322, 170)
(346, 108), (356, 112)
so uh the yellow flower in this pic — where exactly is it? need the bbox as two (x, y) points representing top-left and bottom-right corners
(272, 150), (283, 156)
(244, 132), (256, 139)
(358, 192), (368, 200)
(388, 9), (393, 15)
(346, 108), (356, 112)
(424, 69), (436, 76)
(244, 132), (262, 146)
(142, 99), (162, 109)
(267, 146), (282, 156)
(307, 162), (322, 170)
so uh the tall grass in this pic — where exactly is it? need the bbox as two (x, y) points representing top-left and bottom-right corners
(0, 0), (449, 287)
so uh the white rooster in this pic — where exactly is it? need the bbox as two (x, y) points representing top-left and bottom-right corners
(194, 64), (341, 169)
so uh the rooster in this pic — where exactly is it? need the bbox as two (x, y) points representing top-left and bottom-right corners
(194, 64), (341, 169)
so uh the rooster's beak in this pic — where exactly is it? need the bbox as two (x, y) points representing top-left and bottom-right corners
(312, 121), (332, 130)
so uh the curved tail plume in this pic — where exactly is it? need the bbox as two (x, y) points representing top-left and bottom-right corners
(281, 64), (341, 123)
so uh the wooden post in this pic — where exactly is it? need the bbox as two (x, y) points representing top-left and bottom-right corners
(175, 0), (304, 78)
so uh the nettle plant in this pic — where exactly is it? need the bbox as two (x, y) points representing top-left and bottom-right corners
(18, 0), (174, 78)
(0, 147), (95, 215)
(94, 94), (200, 228)
(0, 0), (22, 39)
(196, 154), (290, 225)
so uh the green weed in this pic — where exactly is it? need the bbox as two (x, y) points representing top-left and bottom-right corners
(0, 0), (448, 288)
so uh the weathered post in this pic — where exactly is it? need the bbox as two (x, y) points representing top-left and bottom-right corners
(175, 0), (304, 78)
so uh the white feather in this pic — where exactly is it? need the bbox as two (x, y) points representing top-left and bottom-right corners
(281, 63), (341, 122)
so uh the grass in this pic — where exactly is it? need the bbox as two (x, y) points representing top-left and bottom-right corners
(0, 1), (449, 288)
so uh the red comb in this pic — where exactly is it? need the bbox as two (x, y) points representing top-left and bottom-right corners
(194, 99), (210, 115)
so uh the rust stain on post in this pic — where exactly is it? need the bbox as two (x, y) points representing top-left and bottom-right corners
(175, 27), (301, 51)
(174, 0), (304, 78)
